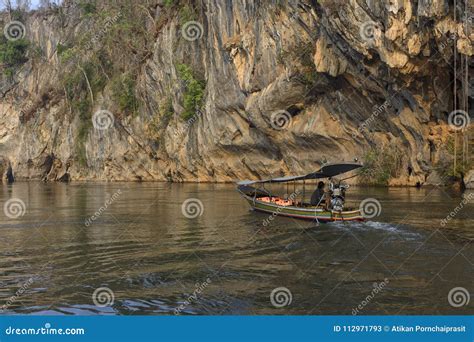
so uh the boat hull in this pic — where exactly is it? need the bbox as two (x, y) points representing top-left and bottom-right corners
(243, 196), (364, 222)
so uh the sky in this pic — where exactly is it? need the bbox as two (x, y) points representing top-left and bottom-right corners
(0, 1), (44, 10)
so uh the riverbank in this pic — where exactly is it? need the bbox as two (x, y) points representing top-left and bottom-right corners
(1, 174), (472, 190)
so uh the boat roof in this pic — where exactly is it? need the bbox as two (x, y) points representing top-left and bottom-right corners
(237, 163), (363, 186)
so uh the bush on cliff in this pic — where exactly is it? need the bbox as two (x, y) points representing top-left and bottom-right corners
(176, 63), (205, 121)
(359, 145), (403, 185)
(0, 36), (29, 76)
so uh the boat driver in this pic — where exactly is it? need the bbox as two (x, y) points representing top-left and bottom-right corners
(310, 181), (326, 206)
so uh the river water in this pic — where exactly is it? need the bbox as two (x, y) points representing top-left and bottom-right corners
(0, 182), (472, 315)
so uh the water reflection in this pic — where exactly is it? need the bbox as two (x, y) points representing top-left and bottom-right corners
(0, 182), (472, 315)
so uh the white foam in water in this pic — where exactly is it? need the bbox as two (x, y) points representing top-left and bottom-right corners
(329, 220), (422, 239)
(365, 221), (399, 232)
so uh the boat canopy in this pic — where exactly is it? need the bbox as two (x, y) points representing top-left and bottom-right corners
(237, 163), (363, 186)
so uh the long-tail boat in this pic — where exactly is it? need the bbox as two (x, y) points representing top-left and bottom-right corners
(236, 163), (365, 223)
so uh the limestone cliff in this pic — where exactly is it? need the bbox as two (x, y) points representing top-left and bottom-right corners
(0, 0), (472, 185)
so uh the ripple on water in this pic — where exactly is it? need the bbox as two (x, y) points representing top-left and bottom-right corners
(0, 183), (472, 315)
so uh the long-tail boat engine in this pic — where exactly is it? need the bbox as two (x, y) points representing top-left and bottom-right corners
(329, 180), (349, 211)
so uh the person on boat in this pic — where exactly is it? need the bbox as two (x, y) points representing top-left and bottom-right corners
(310, 181), (326, 207)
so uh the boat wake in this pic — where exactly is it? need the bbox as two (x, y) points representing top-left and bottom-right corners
(329, 220), (423, 239)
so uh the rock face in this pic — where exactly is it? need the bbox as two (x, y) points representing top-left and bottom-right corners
(0, 0), (472, 183)
(465, 170), (474, 189)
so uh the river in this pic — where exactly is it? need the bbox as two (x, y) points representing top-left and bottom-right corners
(0, 182), (472, 315)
